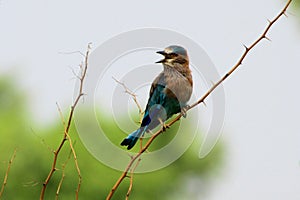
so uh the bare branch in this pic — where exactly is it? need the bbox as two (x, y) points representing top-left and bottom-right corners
(188, 0), (292, 111)
(106, 1), (292, 199)
(58, 50), (85, 58)
(55, 103), (82, 200)
(0, 149), (17, 198)
(55, 149), (72, 200)
(56, 102), (66, 127)
(112, 77), (144, 118)
(125, 157), (141, 200)
(66, 136), (82, 200)
(40, 43), (91, 200)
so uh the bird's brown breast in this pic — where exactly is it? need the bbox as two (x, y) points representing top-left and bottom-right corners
(164, 68), (193, 104)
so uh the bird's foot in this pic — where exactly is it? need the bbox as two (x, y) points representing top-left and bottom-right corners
(162, 123), (170, 132)
(181, 105), (190, 118)
(158, 118), (169, 132)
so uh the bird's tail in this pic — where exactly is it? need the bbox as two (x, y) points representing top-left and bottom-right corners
(121, 126), (147, 150)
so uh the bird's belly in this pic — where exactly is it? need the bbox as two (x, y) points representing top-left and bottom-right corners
(165, 77), (192, 104)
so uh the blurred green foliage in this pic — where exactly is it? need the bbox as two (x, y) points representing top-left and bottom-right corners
(294, 0), (300, 9)
(0, 76), (224, 200)
(292, 0), (300, 19)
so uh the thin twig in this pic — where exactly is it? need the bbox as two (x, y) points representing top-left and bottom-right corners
(113, 77), (145, 146)
(66, 135), (82, 200)
(58, 51), (85, 57)
(56, 102), (66, 127)
(40, 43), (91, 200)
(55, 149), (72, 200)
(125, 158), (141, 200)
(56, 103), (82, 200)
(0, 149), (17, 198)
(105, 124), (167, 200)
(31, 128), (54, 153)
(106, 1), (292, 199)
(113, 77), (144, 117)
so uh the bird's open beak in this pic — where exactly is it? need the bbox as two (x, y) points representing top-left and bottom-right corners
(156, 50), (167, 63)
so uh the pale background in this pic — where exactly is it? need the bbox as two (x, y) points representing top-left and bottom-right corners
(0, 0), (299, 199)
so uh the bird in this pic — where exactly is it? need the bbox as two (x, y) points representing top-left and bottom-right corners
(121, 45), (193, 150)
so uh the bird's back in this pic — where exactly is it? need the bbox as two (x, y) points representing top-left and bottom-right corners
(141, 67), (192, 130)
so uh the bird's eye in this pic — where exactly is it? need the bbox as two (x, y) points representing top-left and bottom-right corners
(168, 53), (177, 57)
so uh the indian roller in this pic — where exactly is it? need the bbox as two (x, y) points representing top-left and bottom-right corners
(121, 45), (193, 150)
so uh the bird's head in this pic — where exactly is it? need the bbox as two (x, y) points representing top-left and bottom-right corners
(156, 45), (189, 67)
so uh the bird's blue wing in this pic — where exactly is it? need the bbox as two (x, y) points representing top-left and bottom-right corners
(141, 73), (166, 127)
(141, 73), (180, 129)
(122, 73), (169, 150)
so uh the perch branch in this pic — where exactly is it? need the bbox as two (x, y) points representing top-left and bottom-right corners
(106, 1), (292, 199)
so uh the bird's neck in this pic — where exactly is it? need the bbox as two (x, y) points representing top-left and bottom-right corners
(163, 63), (193, 86)
(163, 62), (190, 75)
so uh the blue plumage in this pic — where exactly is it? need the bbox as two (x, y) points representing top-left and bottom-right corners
(120, 126), (148, 150)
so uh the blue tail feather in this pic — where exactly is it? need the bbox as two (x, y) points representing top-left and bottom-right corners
(121, 126), (147, 150)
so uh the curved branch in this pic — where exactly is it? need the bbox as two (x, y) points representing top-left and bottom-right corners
(106, 1), (292, 199)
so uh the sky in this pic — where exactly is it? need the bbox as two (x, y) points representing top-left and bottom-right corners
(1, 0), (300, 199)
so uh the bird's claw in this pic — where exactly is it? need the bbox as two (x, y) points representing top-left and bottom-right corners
(162, 123), (170, 132)
(158, 118), (169, 132)
(181, 105), (190, 118)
